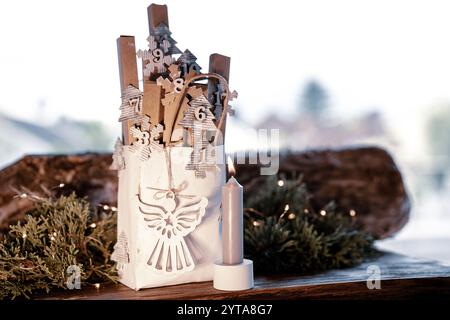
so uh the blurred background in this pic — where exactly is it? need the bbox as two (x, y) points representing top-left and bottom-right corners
(0, 0), (449, 262)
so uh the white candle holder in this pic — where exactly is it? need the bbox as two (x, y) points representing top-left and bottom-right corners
(213, 259), (254, 291)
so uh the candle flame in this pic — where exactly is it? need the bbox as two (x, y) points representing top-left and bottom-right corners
(227, 156), (236, 176)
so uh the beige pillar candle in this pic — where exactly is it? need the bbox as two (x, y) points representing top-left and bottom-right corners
(222, 157), (244, 265)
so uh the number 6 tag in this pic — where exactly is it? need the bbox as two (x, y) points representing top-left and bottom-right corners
(194, 106), (206, 121)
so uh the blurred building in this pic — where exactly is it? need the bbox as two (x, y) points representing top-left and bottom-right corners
(256, 111), (396, 151)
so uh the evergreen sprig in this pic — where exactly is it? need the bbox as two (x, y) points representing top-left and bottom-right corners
(244, 176), (376, 273)
(0, 193), (117, 299)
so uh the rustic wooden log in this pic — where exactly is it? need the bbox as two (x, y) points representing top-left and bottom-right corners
(236, 147), (411, 239)
(0, 146), (410, 239)
(0, 153), (117, 236)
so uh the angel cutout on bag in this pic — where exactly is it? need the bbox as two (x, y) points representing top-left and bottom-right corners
(137, 188), (208, 274)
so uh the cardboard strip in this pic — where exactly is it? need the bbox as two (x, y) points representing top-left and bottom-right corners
(147, 4), (169, 34)
(117, 35), (139, 145)
(144, 4), (171, 142)
(208, 54), (231, 143)
(143, 81), (164, 126)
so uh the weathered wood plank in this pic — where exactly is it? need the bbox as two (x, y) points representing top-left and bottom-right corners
(38, 252), (450, 300)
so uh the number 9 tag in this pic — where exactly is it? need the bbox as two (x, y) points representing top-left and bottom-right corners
(152, 48), (163, 62)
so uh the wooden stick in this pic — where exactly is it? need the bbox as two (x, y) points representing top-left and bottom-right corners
(144, 5), (170, 81)
(143, 81), (164, 126)
(148, 4), (169, 33)
(149, 3), (176, 145)
(117, 35), (139, 145)
(208, 54), (231, 143)
(143, 4), (169, 137)
(209, 54), (230, 82)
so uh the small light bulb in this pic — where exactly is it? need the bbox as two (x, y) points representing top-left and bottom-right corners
(349, 209), (356, 217)
(50, 235), (55, 241)
(253, 221), (261, 227)
(90, 223), (97, 228)
(59, 183), (65, 188)
(94, 283), (100, 289)
(288, 213), (296, 220)
(20, 193), (28, 198)
(22, 233), (27, 239)
(320, 210), (327, 216)
(304, 209), (309, 214)
(277, 180), (285, 187)
(110, 206), (117, 212)
(284, 204), (290, 211)
(103, 205), (110, 210)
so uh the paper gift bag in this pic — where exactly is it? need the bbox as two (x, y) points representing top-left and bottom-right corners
(113, 145), (225, 290)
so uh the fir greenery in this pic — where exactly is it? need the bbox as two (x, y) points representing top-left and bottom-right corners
(244, 176), (376, 273)
(0, 176), (376, 299)
(0, 193), (117, 299)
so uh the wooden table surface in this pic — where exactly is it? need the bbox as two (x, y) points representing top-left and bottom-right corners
(40, 252), (450, 300)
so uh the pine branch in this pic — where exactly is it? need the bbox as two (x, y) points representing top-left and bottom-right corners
(244, 176), (376, 274)
(0, 193), (117, 299)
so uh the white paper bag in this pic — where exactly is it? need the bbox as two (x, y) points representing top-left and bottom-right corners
(113, 145), (224, 290)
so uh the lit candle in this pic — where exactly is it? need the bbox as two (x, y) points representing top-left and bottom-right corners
(221, 157), (244, 265)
